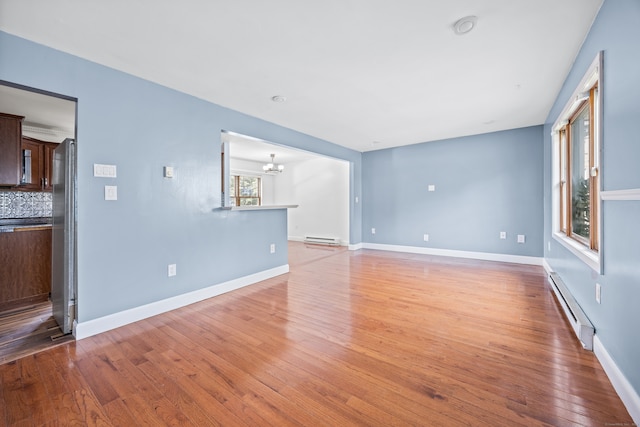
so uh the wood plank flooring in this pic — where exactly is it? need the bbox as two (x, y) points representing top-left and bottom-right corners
(0, 242), (633, 426)
(0, 301), (73, 365)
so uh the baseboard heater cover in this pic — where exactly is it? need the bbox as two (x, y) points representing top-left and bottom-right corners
(304, 236), (340, 246)
(548, 272), (595, 350)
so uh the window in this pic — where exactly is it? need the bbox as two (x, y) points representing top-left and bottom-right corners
(229, 174), (261, 206)
(552, 52), (602, 271)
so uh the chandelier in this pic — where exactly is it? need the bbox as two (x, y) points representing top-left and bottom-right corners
(263, 153), (284, 173)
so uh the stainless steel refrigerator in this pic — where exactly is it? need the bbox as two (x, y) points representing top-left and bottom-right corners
(51, 138), (76, 335)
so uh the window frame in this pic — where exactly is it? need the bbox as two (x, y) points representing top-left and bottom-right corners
(551, 52), (603, 273)
(229, 173), (262, 207)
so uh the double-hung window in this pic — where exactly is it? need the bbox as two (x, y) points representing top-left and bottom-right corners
(552, 52), (602, 272)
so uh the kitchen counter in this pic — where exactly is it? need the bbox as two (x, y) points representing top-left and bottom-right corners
(0, 217), (52, 233)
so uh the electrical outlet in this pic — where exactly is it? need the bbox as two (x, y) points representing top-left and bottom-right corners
(500, 231), (507, 240)
(423, 234), (429, 242)
(595, 283), (601, 304)
(517, 234), (525, 244)
(270, 243), (276, 254)
(371, 228), (376, 234)
(428, 184), (436, 192)
(168, 264), (177, 277)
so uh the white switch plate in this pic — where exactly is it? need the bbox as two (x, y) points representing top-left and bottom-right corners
(500, 231), (507, 240)
(270, 243), (276, 254)
(164, 166), (174, 178)
(168, 264), (177, 277)
(104, 185), (117, 201)
(371, 228), (376, 234)
(428, 185), (436, 192)
(94, 164), (117, 178)
(595, 283), (601, 304)
(517, 234), (525, 243)
(423, 234), (429, 242)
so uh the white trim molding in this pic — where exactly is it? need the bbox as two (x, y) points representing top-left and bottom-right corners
(349, 242), (363, 251)
(552, 231), (600, 273)
(594, 335), (640, 425)
(73, 264), (290, 340)
(361, 243), (543, 266)
(601, 188), (640, 201)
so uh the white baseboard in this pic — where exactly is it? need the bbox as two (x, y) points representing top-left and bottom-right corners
(542, 258), (553, 275)
(349, 242), (363, 251)
(73, 264), (290, 340)
(594, 335), (640, 425)
(361, 243), (543, 266)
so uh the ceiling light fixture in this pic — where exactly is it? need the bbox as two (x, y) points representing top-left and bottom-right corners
(453, 16), (477, 35)
(271, 95), (287, 103)
(263, 153), (284, 173)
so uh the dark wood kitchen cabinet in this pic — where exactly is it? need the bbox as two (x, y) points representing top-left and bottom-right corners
(0, 227), (52, 311)
(43, 142), (57, 191)
(0, 112), (24, 187)
(20, 136), (57, 191)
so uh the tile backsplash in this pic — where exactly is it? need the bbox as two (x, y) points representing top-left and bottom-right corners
(0, 191), (53, 218)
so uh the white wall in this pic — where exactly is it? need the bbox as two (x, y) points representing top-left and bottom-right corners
(274, 156), (350, 245)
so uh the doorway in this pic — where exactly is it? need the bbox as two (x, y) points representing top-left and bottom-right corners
(222, 131), (351, 248)
(0, 82), (77, 363)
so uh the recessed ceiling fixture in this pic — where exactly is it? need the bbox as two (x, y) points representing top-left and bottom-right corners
(453, 15), (478, 35)
(271, 95), (287, 103)
(263, 153), (284, 173)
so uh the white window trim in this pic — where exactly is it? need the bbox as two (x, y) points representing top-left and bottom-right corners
(551, 51), (603, 274)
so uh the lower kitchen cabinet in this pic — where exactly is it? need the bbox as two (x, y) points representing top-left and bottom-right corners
(0, 227), (51, 311)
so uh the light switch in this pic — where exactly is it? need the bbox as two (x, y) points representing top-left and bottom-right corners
(517, 234), (525, 243)
(105, 185), (117, 201)
(164, 166), (174, 178)
(94, 164), (117, 178)
(428, 185), (436, 192)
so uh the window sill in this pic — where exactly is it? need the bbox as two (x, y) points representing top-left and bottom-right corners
(552, 232), (601, 273)
(221, 205), (298, 211)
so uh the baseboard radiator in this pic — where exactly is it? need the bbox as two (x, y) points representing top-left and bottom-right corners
(548, 272), (595, 350)
(304, 236), (340, 246)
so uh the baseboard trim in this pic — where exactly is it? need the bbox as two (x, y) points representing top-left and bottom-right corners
(73, 264), (290, 340)
(594, 335), (640, 425)
(349, 242), (363, 251)
(361, 243), (543, 266)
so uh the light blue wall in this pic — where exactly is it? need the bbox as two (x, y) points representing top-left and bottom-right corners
(0, 31), (362, 322)
(362, 126), (543, 257)
(543, 0), (640, 397)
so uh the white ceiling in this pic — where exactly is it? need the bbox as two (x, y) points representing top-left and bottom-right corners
(0, 0), (602, 152)
(223, 131), (321, 164)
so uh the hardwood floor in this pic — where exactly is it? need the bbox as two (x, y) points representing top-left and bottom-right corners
(0, 242), (633, 426)
(0, 301), (73, 365)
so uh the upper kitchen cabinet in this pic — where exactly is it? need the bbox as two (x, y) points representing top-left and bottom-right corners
(20, 136), (58, 191)
(0, 112), (24, 187)
(0, 84), (75, 191)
